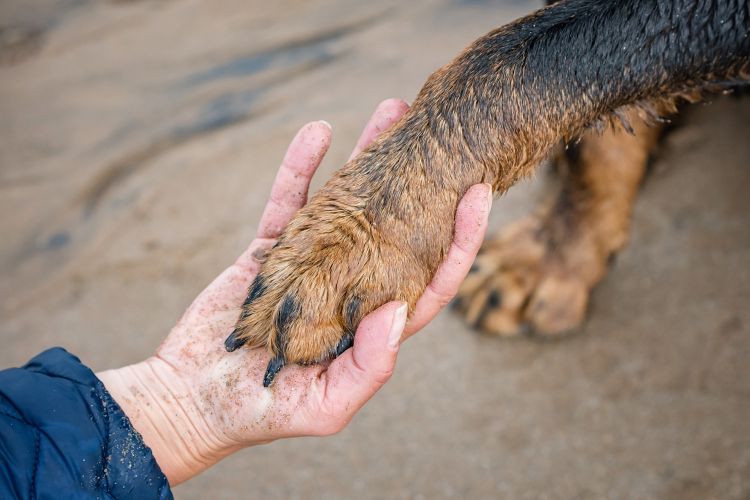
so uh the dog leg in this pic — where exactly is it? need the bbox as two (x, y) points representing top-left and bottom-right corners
(455, 107), (664, 336)
(227, 0), (749, 384)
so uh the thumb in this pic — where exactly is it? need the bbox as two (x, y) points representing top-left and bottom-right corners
(320, 301), (408, 424)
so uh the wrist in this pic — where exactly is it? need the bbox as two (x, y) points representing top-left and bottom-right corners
(97, 357), (240, 486)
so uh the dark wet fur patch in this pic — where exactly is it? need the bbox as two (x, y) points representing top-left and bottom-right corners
(244, 275), (267, 307)
(226, 275), (269, 352)
(275, 294), (301, 347)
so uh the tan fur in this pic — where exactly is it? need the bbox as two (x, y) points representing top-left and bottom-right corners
(456, 106), (665, 336)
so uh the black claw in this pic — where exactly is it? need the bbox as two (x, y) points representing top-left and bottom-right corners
(344, 296), (362, 334)
(473, 292), (498, 329)
(518, 323), (534, 338)
(334, 332), (354, 357)
(607, 253), (619, 268)
(263, 354), (286, 387)
(487, 289), (503, 309)
(224, 329), (247, 352)
(257, 295), (300, 387)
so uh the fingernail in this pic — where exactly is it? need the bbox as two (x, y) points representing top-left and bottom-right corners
(387, 303), (408, 350)
(483, 183), (493, 211)
(318, 120), (332, 130)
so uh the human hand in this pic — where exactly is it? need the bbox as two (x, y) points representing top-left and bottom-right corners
(98, 99), (492, 486)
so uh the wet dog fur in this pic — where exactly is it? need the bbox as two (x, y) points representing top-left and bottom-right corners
(225, 0), (750, 385)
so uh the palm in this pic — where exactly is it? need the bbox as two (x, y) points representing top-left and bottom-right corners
(155, 237), (327, 444)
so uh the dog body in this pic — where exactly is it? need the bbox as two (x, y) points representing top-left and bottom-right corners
(226, 0), (750, 385)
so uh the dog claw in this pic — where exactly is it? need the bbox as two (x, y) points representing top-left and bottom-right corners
(334, 332), (354, 357)
(224, 329), (246, 352)
(263, 354), (286, 387)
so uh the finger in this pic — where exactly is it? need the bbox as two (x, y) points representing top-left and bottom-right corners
(348, 98), (409, 161)
(257, 120), (332, 238)
(312, 301), (407, 433)
(406, 183), (493, 337)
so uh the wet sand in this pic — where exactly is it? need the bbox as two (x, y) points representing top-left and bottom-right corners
(1, 1), (749, 498)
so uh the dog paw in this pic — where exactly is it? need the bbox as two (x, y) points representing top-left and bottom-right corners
(454, 215), (602, 337)
(226, 163), (458, 385)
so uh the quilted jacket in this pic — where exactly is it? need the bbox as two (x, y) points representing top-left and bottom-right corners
(0, 348), (173, 499)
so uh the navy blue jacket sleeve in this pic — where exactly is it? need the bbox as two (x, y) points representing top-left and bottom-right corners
(0, 348), (173, 499)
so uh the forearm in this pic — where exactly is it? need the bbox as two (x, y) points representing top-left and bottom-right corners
(97, 358), (241, 486)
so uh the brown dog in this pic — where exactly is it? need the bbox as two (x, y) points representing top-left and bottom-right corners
(225, 0), (750, 386)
